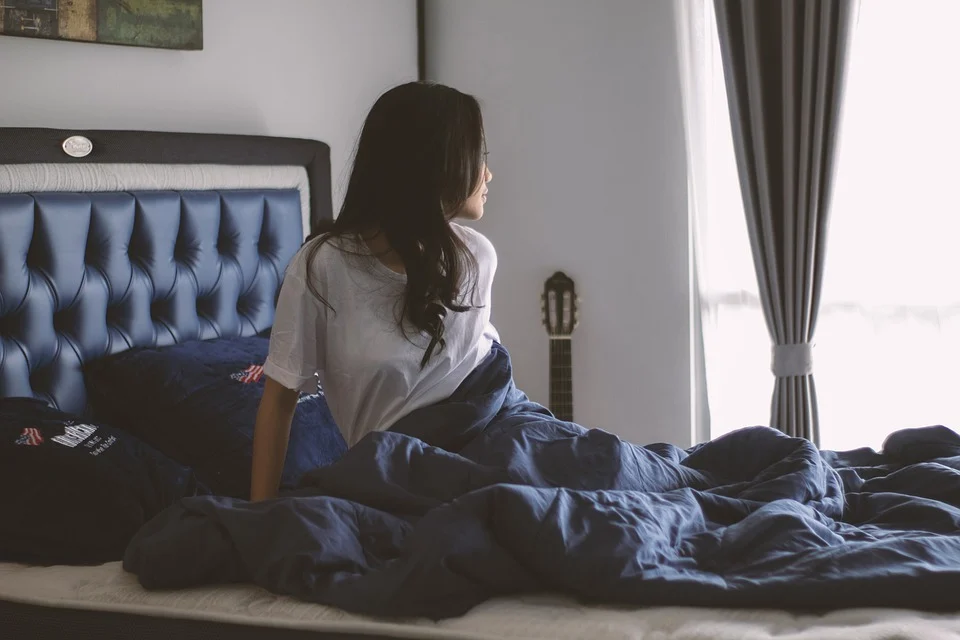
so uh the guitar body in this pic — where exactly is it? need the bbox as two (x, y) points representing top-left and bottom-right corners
(541, 272), (579, 422)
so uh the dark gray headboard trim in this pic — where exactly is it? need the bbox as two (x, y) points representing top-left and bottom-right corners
(0, 128), (333, 232)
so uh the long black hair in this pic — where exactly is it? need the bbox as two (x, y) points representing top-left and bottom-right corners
(303, 81), (487, 367)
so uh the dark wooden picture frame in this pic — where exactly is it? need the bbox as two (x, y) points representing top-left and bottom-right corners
(0, 0), (203, 51)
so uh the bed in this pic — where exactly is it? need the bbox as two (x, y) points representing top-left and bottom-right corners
(3, 127), (960, 640)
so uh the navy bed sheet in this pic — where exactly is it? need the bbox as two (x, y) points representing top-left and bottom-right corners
(124, 343), (960, 620)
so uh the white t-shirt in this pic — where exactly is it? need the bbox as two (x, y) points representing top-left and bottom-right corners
(264, 223), (499, 446)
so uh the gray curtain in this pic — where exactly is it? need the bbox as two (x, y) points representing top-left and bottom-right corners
(713, 0), (858, 443)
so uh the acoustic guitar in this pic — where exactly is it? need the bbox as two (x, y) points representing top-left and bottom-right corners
(541, 271), (579, 422)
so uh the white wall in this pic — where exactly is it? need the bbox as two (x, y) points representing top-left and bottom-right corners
(0, 0), (418, 209)
(426, 0), (693, 446)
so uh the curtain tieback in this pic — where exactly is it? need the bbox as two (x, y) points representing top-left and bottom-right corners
(771, 342), (813, 377)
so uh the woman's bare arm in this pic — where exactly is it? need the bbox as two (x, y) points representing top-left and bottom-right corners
(250, 377), (300, 501)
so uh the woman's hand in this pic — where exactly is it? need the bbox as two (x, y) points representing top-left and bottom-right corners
(250, 377), (300, 501)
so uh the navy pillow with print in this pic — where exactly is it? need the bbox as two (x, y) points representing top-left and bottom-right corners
(0, 397), (204, 565)
(84, 336), (347, 499)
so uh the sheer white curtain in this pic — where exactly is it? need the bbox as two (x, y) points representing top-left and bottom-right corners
(690, 0), (960, 451)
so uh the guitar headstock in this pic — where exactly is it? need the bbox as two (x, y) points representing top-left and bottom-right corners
(541, 271), (579, 338)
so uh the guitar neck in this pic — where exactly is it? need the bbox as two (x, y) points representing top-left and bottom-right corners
(549, 338), (573, 421)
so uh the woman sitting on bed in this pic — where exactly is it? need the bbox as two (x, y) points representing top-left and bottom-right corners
(250, 81), (497, 501)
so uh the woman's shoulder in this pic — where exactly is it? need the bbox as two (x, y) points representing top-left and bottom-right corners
(450, 222), (496, 262)
(286, 234), (357, 283)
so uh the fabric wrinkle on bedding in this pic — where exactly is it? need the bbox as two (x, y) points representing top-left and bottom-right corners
(124, 342), (960, 622)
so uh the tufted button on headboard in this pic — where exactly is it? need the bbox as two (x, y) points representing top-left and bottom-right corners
(0, 189), (304, 415)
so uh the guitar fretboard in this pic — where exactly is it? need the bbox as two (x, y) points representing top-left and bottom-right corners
(549, 338), (573, 422)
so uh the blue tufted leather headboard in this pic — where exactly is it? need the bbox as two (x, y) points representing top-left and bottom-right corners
(0, 128), (332, 416)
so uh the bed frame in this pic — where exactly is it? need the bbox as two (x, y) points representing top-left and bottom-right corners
(0, 128), (408, 640)
(0, 128), (333, 416)
(0, 128), (333, 231)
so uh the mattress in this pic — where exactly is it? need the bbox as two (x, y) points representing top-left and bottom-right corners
(2, 562), (960, 640)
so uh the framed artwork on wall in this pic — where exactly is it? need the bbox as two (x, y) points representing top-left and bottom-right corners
(0, 0), (202, 50)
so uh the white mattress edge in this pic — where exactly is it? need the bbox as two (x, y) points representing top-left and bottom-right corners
(0, 562), (499, 640)
(0, 590), (502, 640)
(4, 562), (960, 640)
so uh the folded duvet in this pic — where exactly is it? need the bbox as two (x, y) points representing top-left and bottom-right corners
(124, 343), (960, 619)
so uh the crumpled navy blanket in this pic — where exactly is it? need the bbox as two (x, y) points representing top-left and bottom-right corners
(124, 343), (960, 619)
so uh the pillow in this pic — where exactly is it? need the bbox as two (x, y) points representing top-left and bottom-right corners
(84, 336), (347, 499)
(0, 397), (204, 565)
